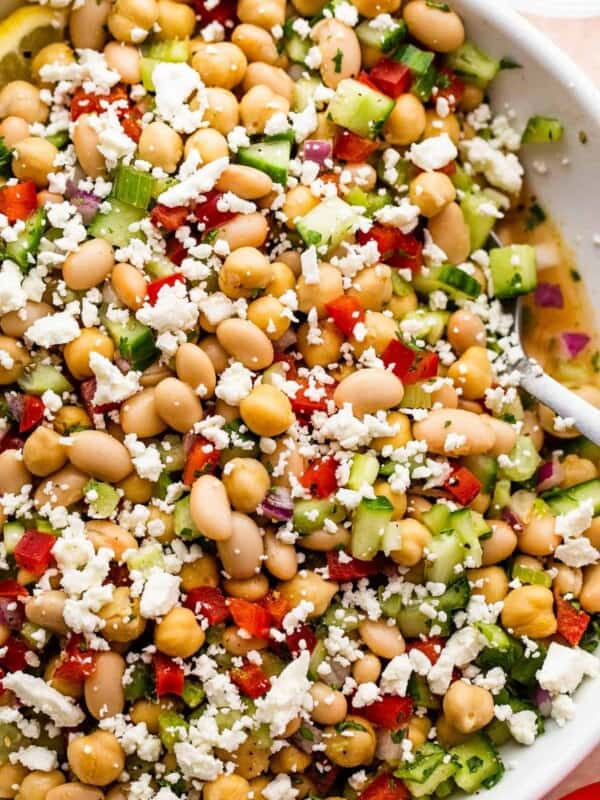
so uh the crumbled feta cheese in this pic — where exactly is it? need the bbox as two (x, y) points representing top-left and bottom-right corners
(537, 642), (599, 695)
(152, 62), (204, 133)
(215, 362), (254, 406)
(2, 673), (84, 727)
(140, 571), (181, 618)
(408, 134), (457, 172)
(26, 312), (79, 347)
(89, 352), (141, 405)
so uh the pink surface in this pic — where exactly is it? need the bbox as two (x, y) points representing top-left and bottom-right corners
(523, 11), (600, 799)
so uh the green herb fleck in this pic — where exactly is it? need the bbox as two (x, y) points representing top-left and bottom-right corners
(579, 130), (588, 144)
(443, 420), (452, 428)
(499, 56), (522, 70)
(570, 268), (582, 282)
(525, 202), (546, 230)
(0, 137), (12, 178)
(299, 726), (315, 741)
(333, 48), (344, 74)
(592, 351), (600, 373)
(426, 0), (450, 9)
(390, 729), (406, 743)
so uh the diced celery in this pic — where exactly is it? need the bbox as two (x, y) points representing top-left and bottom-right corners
(126, 542), (165, 575)
(399, 382), (433, 410)
(391, 270), (414, 297)
(401, 309), (449, 345)
(394, 43), (434, 75)
(21, 621), (50, 650)
(421, 504), (451, 536)
(85, 480), (120, 518)
(174, 494), (201, 540)
(88, 199), (145, 248)
(294, 498), (345, 534)
(140, 57), (158, 91)
(112, 164), (155, 210)
(3, 521), (24, 554)
(17, 364), (73, 396)
(355, 18), (407, 55)
(424, 533), (466, 584)
(182, 680), (205, 708)
(158, 711), (188, 751)
(344, 186), (392, 217)
(461, 190), (501, 251)
(512, 563), (552, 588)
(522, 115), (564, 145)
(124, 663), (154, 701)
(146, 39), (190, 62)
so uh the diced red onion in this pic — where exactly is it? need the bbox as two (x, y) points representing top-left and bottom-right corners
(292, 722), (322, 754)
(183, 431), (201, 456)
(376, 729), (406, 764)
(257, 487), (293, 522)
(534, 282), (564, 308)
(561, 332), (591, 358)
(0, 598), (25, 630)
(273, 328), (297, 352)
(115, 356), (131, 374)
(533, 686), (553, 717)
(65, 180), (102, 225)
(302, 140), (332, 167)
(6, 393), (23, 423)
(537, 456), (564, 492)
(502, 506), (524, 531)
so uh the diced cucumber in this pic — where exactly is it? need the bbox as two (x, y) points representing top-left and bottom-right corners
(485, 717), (511, 748)
(3, 521), (24, 554)
(379, 587), (402, 618)
(498, 435), (541, 482)
(157, 434), (185, 472)
(401, 309), (450, 345)
(446, 42), (500, 89)
(0, 723), (25, 763)
(327, 78), (394, 139)
(17, 364), (73, 396)
(408, 673), (441, 710)
(397, 603), (433, 638)
(522, 115), (564, 145)
(112, 164), (155, 210)
(85, 480), (120, 518)
(4, 208), (46, 272)
(145, 39), (190, 62)
(490, 478), (511, 517)
(422, 504), (451, 536)
(489, 244), (537, 299)
(450, 508), (488, 568)
(424, 533), (465, 584)
(294, 498), (345, 534)
(412, 265), (482, 301)
(452, 163), (475, 193)
(237, 139), (291, 185)
(322, 603), (361, 631)
(283, 22), (311, 63)
(140, 57), (159, 91)
(412, 64), (438, 102)
(347, 453), (380, 491)
(345, 186), (392, 217)
(394, 43), (434, 76)
(351, 495), (393, 561)
(460, 191), (500, 252)
(436, 575), (471, 613)
(102, 316), (158, 371)
(146, 254), (176, 279)
(123, 663), (153, 701)
(512, 563), (552, 588)
(510, 642), (547, 686)
(88, 199), (145, 248)
(391, 269), (414, 298)
(307, 639), (327, 681)
(158, 710), (188, 752)
(182, 679), (205, 709)
(450, 735), (504, 793)
(377, 156), (410, 189)
(355, 18), (407, 56)
(46, 130), (69, 150)
(292, 76), (321, 112)
(462, 455), (497, 495)
(21, 621), (50, 650)
(126, 542), (165, 575)
(296, 197), (358, 254)
(397, 744), (458, 798)
(174, 495), (201, 540)
(543, 478), (600, 516)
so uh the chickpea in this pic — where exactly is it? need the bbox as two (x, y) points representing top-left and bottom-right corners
(104, 42), (141, 83)
(447, 309), (487, 354)
(408, 716), (432, 749)
(551, 562), (583, 599)
(467, 566), (509, 603)
(232, 24), (279, 64)
(0, 763), (28, 798)
(283, 185), (319, 229)
(384, 519), (431, 566)
(204, 775), (251, 800)
(296, 319), (343, 368)
(271, 744), (312, 774)
(86, 521), (137, 560)
(12, 137), (57, 188)
(352, 653), (381, 684)
(219, 246), (272, 297)
(240, 383), (294, 437)
(386, 291), (418, 319)
(349, 311), (396, 358)
(352, 0), (400, 15)
(0, 81), (47, 124)
(53, 405), (92, 435)
(237, 0), (285, 29)
(0, 116), (29, 147)
(147, 507), (175, 543)
(240, 85), (290, 138)
(501, 585), (557, 638)
(429, 203), (471, 265)
(325, 716), (376, 768)
(443, 681), (495, 735)
(185, 128), (229, 164)
(409, 171), (456, 218)
(448, 346), (493, 400)
(63, 328), (115, 380)
(68, 731), (124, 786)
(242, 62), (294, 103)
(424, 109), (461, 143)
(404, 0), (465, 52)
(297, 264), (343, 317)
(23, 426), (68, 477)
(32, 43), (75, 81)
(108, 0), (159, 42)
(278, 571), (338, 617)
(98, 586), (146, 642)
(222, 625), (268, 655)
(155, 607), (206, 657)
(111, 262), (147, 310)
(518, 514), (560, 557)
(222, 457), (270, 512)
(348, 266), (392, 312)
(291, 0), (326, 14)
(47, 786), (103, 800)
(224, 574), (270, 601)
(581, 564), (600, 613)
(192, 43), (247, 90)
(130, 697), (173, 732)
(373, 481), (407, 521)
(138, 121), (183, 174)
(588, 518), (600, 550)
(203, 88), (240, 135)
(482, 520), (518, 565)
(560, 454), (597, 489)
(156, 0), (195, 39)
(384, 94), (426, 146)
(310, 682), (348, 725)
(118, 473), (153, 503)
(247, 296), (290, 340)
(0, 449), (31, 495)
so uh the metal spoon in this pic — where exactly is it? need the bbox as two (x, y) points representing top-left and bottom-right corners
(490, 233), (600, 445)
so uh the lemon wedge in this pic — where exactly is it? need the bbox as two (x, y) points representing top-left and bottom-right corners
(0, 5), (67, 88)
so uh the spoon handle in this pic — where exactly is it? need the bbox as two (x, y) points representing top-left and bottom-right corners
(516, 357), (600, 445)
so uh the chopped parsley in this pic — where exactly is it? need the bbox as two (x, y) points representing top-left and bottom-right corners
(570, 268), (582, 282)
(592, 351), (600, 373)
(0, 137), (12, 178)
(499, 56), (522, 70)
(333, 48), (344, 74)
(525, 202), (546, 230)
(426, 0), (450, 9)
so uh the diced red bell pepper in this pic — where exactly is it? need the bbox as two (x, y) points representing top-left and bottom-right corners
(146, 273), (185, 306)
(359, 772), (410, 800)
(14, 531), (55, 577)
(324, 295), (365, 337)
(369, 59), (412, 98)
(290, 380), (335, 418)
(105, 562), (131, 587)
(183, 438), (220, 486)
(381, 339), (417, 379)
(55, 634), (97, 682)
(260, 592), (290, 628)
(0, 580), (28, 599)
(387, 233), (423, 272)
(406, 636), (447, 666)
(403, 351), (439, 385)
(71, 86), (142, 141)
(119, 105), (142, 143)
(193, 0), (237, 25)
(151, 204), (189, 232)
(334, 130), (379, 162)
(0, 434), (25, 454)
(556, 595), (591, 647)
(230, 661), (271, 699)
(356, 695), (414, 730)
(228, 598), (271, 639)
(300, 456), (338, 499)
(285, 623), (317, 657)
(184, 586), (230, 625)
(19, 395), (45, 433)
(435, 67), (465, 110)
(153, 653), (184, 697)
(306, 760), (341, 796)
(166, 236), (188, 266)
(273, 351), (298, 378)
(327, 551), (381, 582)
(444, 465), (482, 505)
(357, 225), (400, 260)
(356, 71), (381, 92)
(195, 190), (237, 232)
(0, 637), (29, 672)
(70, 88), (101, 120)
(0, 181), (38, 223)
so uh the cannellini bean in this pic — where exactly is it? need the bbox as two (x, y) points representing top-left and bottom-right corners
(217, 512), (264, 579)
(175, 342), (217, 398)
(333, 368), (404, 416)
(120, 388), (167, 437)
(73, 114), (106, 178)
(412, 409), (496, 456)
(68, 430), (133, 482)
(0, 449), (32, 494)
(62, 239), (115, 290)
(216, 318), (274, 370)
(190, 475), (233, 540)
(85, 521), (137, 560)
(358, 619), (405, 659)
(84, 652), (126, 720)
(312, 19), (361, 89)
(34, 465), (89, 509)
(264, 530), (298, 580)
(216, 164), (273, 198)
(154, 377), (203, 432)
(25, 590), (69, 635)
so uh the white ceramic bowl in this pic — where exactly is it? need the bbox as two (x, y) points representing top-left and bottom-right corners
(451, 7), (600, 796)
